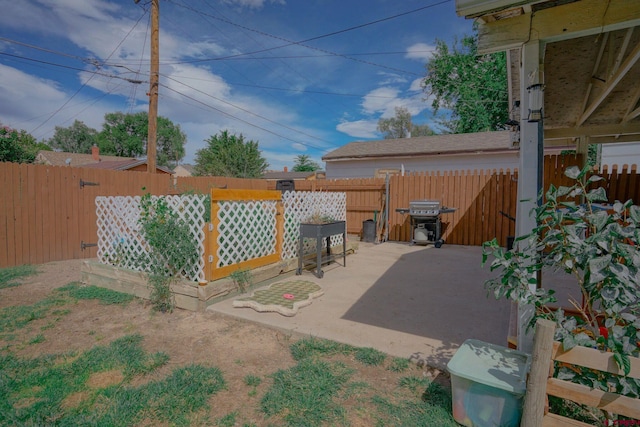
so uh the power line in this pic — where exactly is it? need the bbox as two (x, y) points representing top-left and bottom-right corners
(0, 37), (94, 64)
(162, 0), (449, 75)
(166, 73), (399, 98)
(181, 0), (356, 128)
(101, 49), (437, 67)
(0, 52), (145, 84)
(160, 83), (327, 151)
(29, 5), (150, 135)
(162, 74), (330, 146)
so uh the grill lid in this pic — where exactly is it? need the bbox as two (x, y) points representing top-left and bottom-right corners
(409, 200), (440, 216)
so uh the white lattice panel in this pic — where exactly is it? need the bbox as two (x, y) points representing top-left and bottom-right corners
(281, 191), (347, 259)
(215, 200), (278, 267)
(96, 195), (206, 282)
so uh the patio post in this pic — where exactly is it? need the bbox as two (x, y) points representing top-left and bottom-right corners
(515, 40), (544, 353)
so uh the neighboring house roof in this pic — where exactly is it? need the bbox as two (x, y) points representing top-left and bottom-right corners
(35, 150), (134, 167)
(82, 159), (173, 174)
(262, 171), (322, 180)
(173, 164), (195, 176)
(322, 131), (515, 161)
(35, 151), (172, 174)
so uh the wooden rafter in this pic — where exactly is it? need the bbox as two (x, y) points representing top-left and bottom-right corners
(580, 32), (608, 117)
(476, 0), (640, 54)
(609, 27), (634, 79)
(623, 84), (640, 123)
(576, 41), (640, 127)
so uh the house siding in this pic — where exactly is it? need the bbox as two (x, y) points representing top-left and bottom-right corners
(325, 152), (521, 178)
(600, 142), (640, 171)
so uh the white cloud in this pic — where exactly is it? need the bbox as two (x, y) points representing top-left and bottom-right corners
(376, 72), (408, 86)
(221, 0), (286, 9)
(336, 119), (378, 139)
(405, 43), (436, 62)
(409, 77), (425, 92)
(0, 64), (114, 139)
(361, 87), (400, 115)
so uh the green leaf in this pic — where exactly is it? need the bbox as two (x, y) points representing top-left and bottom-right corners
(562, 334), (577, 350)
(586, 187), (608, 202)
(586, 174), (604, 184)
(587, 210), (608, 231)
(614, 352), (632, 376)
(556, 186), (573, 197)
(564, 166), (581, 180)
(630, 205), (640, 223)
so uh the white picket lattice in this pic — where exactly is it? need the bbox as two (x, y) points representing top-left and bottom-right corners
(281, 191), (347, 259)
(215, 200), (278, 268)
(96, 195), (207, 282)
(96, 191), (346, 281)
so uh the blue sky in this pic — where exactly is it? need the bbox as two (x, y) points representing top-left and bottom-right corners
(0, 0), (473, 171)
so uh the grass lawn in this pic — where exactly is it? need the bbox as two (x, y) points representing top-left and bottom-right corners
(0, 264), (459, 427)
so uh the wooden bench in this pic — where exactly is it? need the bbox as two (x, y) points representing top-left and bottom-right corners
(521, 319), (640, 427)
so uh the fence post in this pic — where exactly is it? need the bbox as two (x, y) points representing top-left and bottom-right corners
(521, 318), (556, 427)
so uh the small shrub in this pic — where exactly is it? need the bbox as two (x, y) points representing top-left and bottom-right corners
(230, 269), (252, 293)
(482, 165), (640, 402)
(138, 194), (200, 312)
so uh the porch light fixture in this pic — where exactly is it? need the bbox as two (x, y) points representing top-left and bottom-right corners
(527, 83), (544, 122)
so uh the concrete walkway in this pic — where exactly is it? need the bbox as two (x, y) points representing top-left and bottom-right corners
(209, 242), (520, 370)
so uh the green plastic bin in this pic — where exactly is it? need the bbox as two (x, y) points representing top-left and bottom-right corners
(447, 339), (531, 427)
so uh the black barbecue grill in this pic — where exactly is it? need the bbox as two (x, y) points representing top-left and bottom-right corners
(396, 200), (456, 248)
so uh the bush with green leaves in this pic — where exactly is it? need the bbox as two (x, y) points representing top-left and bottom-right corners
(138, 194), (199, 312)
(482, 166), (639, 398)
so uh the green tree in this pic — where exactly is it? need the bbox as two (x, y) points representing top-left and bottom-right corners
(48, 120), (97, 153)
(156, 116), (187, 168)
(376, 107), (435, 139)
(292, 154), (320, 172)
(0, 124), (50, 163)
(193, 130), (268, 178)
(97, 112), (186, 166)
(422, 32), (509, 134)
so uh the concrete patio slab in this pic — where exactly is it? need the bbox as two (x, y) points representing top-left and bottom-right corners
(208, 241), (578, 370)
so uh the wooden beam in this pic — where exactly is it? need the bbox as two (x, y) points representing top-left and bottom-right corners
(624, 106), (640, 123)
(576, 41), (640, 126)
(623, 84), (640, 123)
(477, 0), (640, 54)
(580, 32), (608, 117)
(546, 378), (640, 419)
(544, 122), (640, 139)
(521, 319), (556, 427)
(211, 188), (281, 202)
(609, 27), (634, 79)
(551, 342), (640, 378)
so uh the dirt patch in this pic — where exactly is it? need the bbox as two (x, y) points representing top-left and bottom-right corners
(1, 259), (448, 425)
(87, 370), (124, 388)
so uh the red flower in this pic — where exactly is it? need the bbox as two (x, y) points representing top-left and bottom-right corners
(599, 326), (609, 339)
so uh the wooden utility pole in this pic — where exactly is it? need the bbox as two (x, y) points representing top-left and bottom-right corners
(147, 0), (159, 173)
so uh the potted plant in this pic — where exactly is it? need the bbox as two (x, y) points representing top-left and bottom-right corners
(482, 166), (639, 397)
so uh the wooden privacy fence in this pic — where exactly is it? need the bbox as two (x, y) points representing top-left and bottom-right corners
(0, 162), (171, 268)
(0, 163), (266, 268)
(3, 154), (640, 268)
(268, 178), (386, 237)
